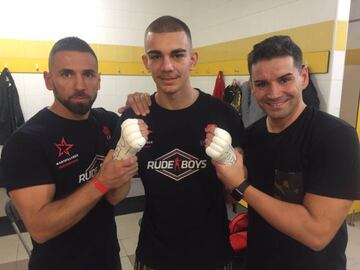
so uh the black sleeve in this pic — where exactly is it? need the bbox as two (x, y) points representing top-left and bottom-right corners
(92, 108), (119, 134)
(226, 105), (245, 149)
(306, 125), (360, 200)
(0, 132), (54, 192)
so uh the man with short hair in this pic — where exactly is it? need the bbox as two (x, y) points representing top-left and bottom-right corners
(0, 37), (146, 270)
(115, 16), (244, 270)
(206, 35), (360, 270)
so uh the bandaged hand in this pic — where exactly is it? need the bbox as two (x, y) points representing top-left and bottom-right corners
(205, 126), (236, 165)
(113, 119), (147, 160)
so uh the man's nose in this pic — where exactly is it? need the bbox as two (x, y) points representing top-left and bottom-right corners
(74, 74), (86, 90)
(161, 56), (174, 71)
(268, 83), (282, 98)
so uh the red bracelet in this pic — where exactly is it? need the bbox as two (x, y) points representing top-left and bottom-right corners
(93, 178), (108, 194)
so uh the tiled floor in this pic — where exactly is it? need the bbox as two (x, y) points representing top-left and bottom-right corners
(0, 212), (143, 270)
(0, 212), (359, 270)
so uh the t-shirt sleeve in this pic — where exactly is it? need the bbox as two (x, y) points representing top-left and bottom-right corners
(306, 125), (360, 200)
(0, 132), (54, 192)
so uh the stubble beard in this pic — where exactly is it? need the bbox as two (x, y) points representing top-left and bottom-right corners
(54, 90), (97, 115)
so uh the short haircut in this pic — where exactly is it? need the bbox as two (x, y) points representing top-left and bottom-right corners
(247, 35), (303, 75)
(48, 37), (98, 70)
(144, 15), (192, 48)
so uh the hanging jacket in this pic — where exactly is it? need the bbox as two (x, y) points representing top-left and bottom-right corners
(303, 74), (320, 109)
(0, 68), (25, 145)
(240, 81), (266, 128)
(223, 80), (242, 113)
(212, 71), (225, 100)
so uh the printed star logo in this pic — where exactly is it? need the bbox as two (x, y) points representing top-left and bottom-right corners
(55, 137), (74, 157)
(103, 126), (111, 140)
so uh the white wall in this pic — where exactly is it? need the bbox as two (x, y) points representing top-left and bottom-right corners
(0, 0), (190, 46)
(1, 0), (350, 119)
(340, 0), (360, 126)
(11, 74), (156, 121)
(188, 0), (339, 47)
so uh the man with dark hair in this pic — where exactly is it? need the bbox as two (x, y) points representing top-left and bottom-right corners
(115, 15), (244, 269)
(48, 36), (98, 70)
(206, 35), (360, 270)
(0, 36), (143, 270)
(247, 35), (303, 72)
(144, 15), (193, 45)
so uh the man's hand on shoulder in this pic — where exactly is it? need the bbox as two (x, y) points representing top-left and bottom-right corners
(118, 92), (152, 116)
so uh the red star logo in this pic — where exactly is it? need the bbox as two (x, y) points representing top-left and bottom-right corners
(55, 137), (74, 157)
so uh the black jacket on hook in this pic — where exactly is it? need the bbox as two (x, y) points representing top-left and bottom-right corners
(0, 68), (25, 145)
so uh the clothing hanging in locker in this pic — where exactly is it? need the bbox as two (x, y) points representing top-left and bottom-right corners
(223, 78), (242, 112)
(212, 71), (225, 100)
(0, 68), (25, 145)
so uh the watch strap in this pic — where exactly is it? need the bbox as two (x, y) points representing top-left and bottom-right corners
(231, 179), (250, 201)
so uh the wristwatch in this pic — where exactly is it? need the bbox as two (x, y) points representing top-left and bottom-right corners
(231, 179), (250, 201)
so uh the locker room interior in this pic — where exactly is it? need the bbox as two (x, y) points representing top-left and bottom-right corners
(0, 0), (359, 269)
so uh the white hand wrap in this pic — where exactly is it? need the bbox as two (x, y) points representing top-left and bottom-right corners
(113, 119), (146, 160)
(205, 127), (236, 165)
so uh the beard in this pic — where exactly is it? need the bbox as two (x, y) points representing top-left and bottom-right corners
(54, 90), (97, 115)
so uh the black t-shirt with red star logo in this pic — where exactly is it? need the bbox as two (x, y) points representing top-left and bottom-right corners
(0, 107), (120, 270)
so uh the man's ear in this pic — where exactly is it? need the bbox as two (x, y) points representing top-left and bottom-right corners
(142, 54), (149, 71)
(43, 71), (54, 91)
(300, 65), (309, 91)
(189, 51), (198, 71)
(97, 73), (101, 90)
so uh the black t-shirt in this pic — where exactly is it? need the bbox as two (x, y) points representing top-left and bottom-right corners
(114, 90), (244, 270)
(0, 108), (120, 270)
(244, 106), (360, 270)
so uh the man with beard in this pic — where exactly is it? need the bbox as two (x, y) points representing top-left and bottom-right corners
(0, 37), (142, 270)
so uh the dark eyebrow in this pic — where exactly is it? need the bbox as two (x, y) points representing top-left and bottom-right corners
(278, 73), (293, 80)
(171, 49), (187, 54)
(83, 69), (96, 74)
(58, 68), (74, 75)
(147, 50), (162, 55)
(147, 48), (187, 55)
(253, 79), (266, 84)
